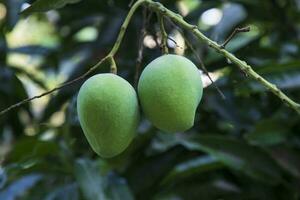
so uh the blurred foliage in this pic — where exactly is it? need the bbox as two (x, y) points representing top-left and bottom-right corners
(1, 0), (300, 199)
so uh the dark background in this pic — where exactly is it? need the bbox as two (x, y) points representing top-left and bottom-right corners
(0, 0), (300, 199)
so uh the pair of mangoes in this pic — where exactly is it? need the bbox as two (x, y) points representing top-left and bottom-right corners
(77, 54), (203, 158)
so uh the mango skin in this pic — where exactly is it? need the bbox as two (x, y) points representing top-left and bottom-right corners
(77, 73), (139, 158)
(138, 54), (203, 133)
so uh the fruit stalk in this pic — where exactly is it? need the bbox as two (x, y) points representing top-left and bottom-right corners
(108, 0), (147, 57)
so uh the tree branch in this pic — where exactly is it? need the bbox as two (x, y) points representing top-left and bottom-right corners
(157, 13), (169, 54)
(108, 0), (146, 57)
(220, 26), (250, 49)
(134, 7), (148, 88)
(144, 0), (300, 114)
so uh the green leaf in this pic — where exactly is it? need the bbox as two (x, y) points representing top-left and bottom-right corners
(106, 173), (134, 200)
(8, 137), (59, 163)
(0, 168), (7, 188)
(21, 0), (82, 16)
(124, 146), (186, 198)
(0, 67), (29, 113)
(179, 134), (283, 184)
(269, 147), (300, 178)
(162, 156), (224, 186)
(45, 183), (79, 200)
(74, 159), (134, 200)
(245, 119), (288, 146)
(74, 159), (106, 200)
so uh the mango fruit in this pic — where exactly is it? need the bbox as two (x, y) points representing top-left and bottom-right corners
(138, 54), (203, 133)
(77, 73), (139, 158)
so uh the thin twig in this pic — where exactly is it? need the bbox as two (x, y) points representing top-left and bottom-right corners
(108, 0), (147, 57)
(129, 0), (135, 7)
(150, 29), (160, 49)
(134, 7), (148, 87)
(220, 26), (250, 49)
(157, 13), (169, 54)
(185, 39), (226, 99)
(0, 57), (109, 116)
(166, 18), (225, 99)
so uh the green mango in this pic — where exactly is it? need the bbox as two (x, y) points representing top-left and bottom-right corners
(138, 54), (203, 133)
(77, 73), (139, 158)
